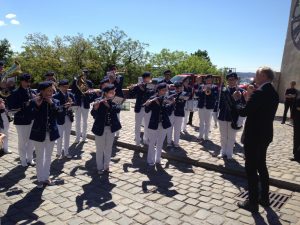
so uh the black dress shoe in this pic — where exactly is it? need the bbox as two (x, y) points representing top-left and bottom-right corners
(237, 200), (259, 213)
(259, 199), (270, 207)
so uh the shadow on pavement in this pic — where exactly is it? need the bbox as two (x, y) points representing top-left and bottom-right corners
(2, 187), (45, 224)
(74, 152), (116, 213)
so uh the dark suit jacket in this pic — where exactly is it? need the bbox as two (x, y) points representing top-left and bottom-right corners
(145, 95), (172, 130)
(71, 79), (95, 109)
(7, 87), (36, 125)
(91, 98), (122, 136)
(239, 83), (279, 145)
(53, 91), (75, 125)
(29, 99), (60, 142)
(129, 84), (155, 113)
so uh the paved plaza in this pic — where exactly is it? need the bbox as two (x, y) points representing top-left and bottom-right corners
(0, 103), (300, 224)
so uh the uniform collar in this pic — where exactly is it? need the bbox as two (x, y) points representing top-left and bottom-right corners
(257, 82), (271, 90)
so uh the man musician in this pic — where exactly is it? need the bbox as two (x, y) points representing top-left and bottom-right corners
(71, 69), (95, 143)
(129, 72), (155, 146)
(7, 73), (36, 166)
(105, 65), (124, 138)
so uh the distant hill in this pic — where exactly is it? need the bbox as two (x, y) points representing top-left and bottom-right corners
(237, 72), (255, 78)
(237, 72), (255, 84)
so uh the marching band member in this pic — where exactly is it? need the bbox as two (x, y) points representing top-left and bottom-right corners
(7, 73), (35, 166)
(167, 81), (187, 148)
(106, 65), (124, 138)
(53, 79), (75, 159)
(187, 76), (203, 126)
(129, 72), (154, 146)
(0, 98), (10, 154)
(71, 69), (94, 143)
(182, 78), (192, 132)
(91, 84), (122, 175)
(44, 71), (58, 93)
(144, 83), (173, 166)
(159, 70), (173, 85)
(29, 81), (60, 188)
(217, 72), (246, 159)
(196, 75), (219, 140)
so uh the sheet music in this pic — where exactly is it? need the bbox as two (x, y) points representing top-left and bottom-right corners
(112, 96), (125, 105)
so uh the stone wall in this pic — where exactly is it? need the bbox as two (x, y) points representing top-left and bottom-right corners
(279, 0), (300, 102)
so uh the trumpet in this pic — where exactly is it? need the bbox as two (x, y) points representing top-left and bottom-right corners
(203, 85), (212, 95)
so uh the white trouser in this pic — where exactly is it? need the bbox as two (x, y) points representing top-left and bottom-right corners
(0, 113), (9, 152)
(218, 120), (237, 158)
(168, 115), (184, 146)
(95, 126), (115, 171)
(237, 116), (246, 128)
(115, 113), (120, 137)
(57, 116), (72, 155)
(167, 113), (175, 144)
(147, 124), (167, 165)
(33, 133), (55, 182)
(135, 108), (146, 145)
(198, 108), (213, 139)
(75, 104), (89, 140)
(16, 124), (34, 163)
(143, 112), (151, 143)
(182, 110), (189, 131)
(212, 112), (218, 127)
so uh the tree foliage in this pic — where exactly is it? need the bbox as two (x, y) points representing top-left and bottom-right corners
(1, 28), (221, 86)
(0, 38), (14, 64)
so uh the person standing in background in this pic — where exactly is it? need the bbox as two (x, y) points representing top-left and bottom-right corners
(282, 81), (297, 124)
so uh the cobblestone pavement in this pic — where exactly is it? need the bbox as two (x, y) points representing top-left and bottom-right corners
(81, 102), (300, 190)
(1, 126), (300, 225)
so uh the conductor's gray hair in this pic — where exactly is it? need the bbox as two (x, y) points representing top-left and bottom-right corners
(257, 66), (275, 81)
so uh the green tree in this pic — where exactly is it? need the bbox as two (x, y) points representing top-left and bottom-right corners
(173, 55), (220, 75)
(92, 27), (149, 85)
(192, 49), (211, 64)
(0, 39), (14, 64)
(150, 49), (188, 77)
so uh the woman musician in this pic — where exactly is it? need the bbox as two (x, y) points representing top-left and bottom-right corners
(144, 83), (173, 166)
(129, 72), (155, 146)
(91, 84), (122, 175)
(29, 81), (60, 188)
(7, 73), (36, 166)
(195, 74), (219, 141)
(217, 72), (246, 160)
(167, 81), (188, 148)
(53, 79), (75, 159)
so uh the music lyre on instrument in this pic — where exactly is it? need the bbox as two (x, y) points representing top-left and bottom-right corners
(0, 61), (22, 98)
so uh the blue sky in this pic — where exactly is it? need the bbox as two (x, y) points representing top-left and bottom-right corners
(0, 0), (291, 72)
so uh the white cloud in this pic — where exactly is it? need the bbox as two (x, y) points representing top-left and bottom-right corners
(0, 20), (6, 26)
(5, 13), (16, 19)
(10, 19), (20, 25)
